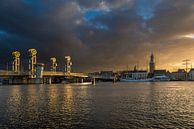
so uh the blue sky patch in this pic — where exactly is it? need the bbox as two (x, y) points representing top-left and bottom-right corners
(84, 10), (106, 21)
(136, 0), (160, 20)
(84, 10), (109, 30)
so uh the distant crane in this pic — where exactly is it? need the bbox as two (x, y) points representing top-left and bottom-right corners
(182, 59), (191, 80)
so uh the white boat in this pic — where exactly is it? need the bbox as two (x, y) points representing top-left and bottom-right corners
(153, 75), (170, 82)
(120, 78), (153, 82)
(61, 81), (92, 85)
(71, 82), (93, 85)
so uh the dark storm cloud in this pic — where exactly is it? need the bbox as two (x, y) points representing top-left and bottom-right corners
(0, 0), (194, 71)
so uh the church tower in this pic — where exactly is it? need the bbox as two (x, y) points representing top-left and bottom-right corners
(149, 53), (155, 74)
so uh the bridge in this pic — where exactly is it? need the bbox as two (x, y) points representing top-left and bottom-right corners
(0, 70), (88, 78)
(43, 71), (88, 77)
(0, 70), (89, 85)
(0, 49), (90, 84)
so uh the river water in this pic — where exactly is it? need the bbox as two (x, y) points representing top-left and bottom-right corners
(0, 82), (194, 129)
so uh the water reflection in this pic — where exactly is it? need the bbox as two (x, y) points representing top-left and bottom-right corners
(63, 85), (73, 113)
(6, 86), (22, 125)
(0, 82), (193, 128)
(47, 85), (59, 113)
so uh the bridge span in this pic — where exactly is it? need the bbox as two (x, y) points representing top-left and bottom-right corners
(0, 70), (89, 85)
(0, 49), (90, 85)
(0, 70), (88, 78)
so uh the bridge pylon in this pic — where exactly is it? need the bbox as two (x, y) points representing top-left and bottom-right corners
(50, 57), (57, 72)
(12, 51), (21, 73)
(28, 49), (37, 78)
(65, 56), (72, 73)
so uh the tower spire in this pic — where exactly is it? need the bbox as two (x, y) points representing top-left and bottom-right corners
(149, 52), (155, 74)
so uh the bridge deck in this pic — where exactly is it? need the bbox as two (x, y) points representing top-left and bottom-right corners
(0, 70), (88, 78)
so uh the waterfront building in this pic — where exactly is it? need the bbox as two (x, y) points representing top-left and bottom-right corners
(188, 69), (194, 80)
(154, 70), (168, 76)
(121, 70), (148, 80)
(88, 71), (116, 82)
(100, 71), (114, 79)
(170, 69), (186, 81)
(88, 72), (100, 77)
(132, 70), (148, 79)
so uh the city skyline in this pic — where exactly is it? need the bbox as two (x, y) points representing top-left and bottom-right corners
(0, 0), (194, 72)
(2, 49), (194, 73)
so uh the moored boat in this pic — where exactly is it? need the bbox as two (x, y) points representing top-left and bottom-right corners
(120, 78), (153, 82)
(153, 75), (170, 82)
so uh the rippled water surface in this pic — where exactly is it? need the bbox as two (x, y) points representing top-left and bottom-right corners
(0, 82), (194, 128)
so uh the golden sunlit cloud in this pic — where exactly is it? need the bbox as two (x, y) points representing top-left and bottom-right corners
(181, 34), (194, 39)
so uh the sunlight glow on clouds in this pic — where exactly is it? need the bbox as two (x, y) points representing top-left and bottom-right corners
(0, 0), (194, 71)
(182, 34), (194, 39)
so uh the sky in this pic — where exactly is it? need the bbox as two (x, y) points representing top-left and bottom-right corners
(0, 0), (194, 72)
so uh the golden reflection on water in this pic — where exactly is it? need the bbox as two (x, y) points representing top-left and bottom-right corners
(27, 85), (38, 106)
(144, 82), (194, 126)
(1, 82), (194, 128)
(63, 84), (74, 113)
(47, 85), (60, 113)
(8, 86), (21, 112)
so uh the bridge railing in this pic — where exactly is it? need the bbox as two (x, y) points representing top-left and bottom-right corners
(43, 71), (88, 77)
(0, 70), (88, 78)
(43, 71), (64, 76)
(0, 70), (29, 76)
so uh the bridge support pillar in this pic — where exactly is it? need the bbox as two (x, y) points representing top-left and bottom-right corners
(9, 78), (13, 84)
(113, 76), (116, 84)
(8, 77), (27, 85)
(44, 77), (52, 84)
(92, 77), (96, 86)
(48, 77), (52, 84)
